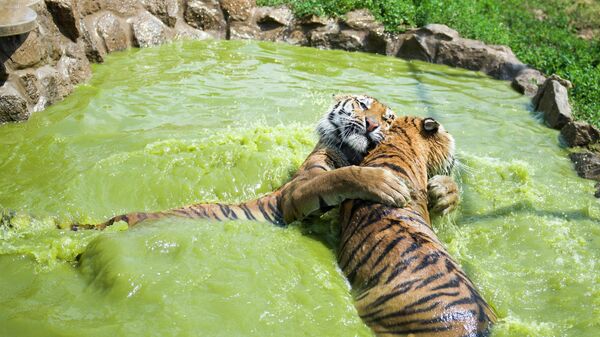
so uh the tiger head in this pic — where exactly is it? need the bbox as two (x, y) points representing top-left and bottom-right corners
(316, 95), (396, 164)
(365, 115), (456, 185)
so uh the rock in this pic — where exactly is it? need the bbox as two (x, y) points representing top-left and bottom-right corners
(395, 24), (459, 60)
(45, 0), (80, 41)
(229, 20), (260, 40)
(0, 83), (29, 122)
(142, 0), (179, 27)
(364, 31), (388, 54)
(561, 121), (600, 147)
(533, 79), (572, 129)
(78, 0), (140, 17)
(511, 68), (546, 96)
(173, 22), (212, 40)
(96, 12), (129, 52)
(435, 38), (526, 80)
(2, 31), (46, 69)
(384, 34), (402, 56)
(285, 29), (308, 46)
(309, 22), (340, 49)
(298, 15), (331, 27)
(56, 52), (91, 86)
(256, 6), (293, 27)
(421, 24), (459, 40)
(80, 15), (106, 63)
(230, 6), (294, 42)
(131, 12), (170, 48)
(220, 0), (255, 21)
(77, 0), (101, 16)
(397, 34), (434, 61)
(184, 0), (227, 37)
(335, 29), (368, 51)
(16, 71), (40, 102)
(36, 65), (72, 105)
(595, 182), (600, 198)
(395, 24), (527, 79)
(569, 152), (600, 181)
(343, 9), (383, 34)
(547, 74), (572, 89)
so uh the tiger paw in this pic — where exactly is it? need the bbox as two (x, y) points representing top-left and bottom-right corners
(427, 175), (460, 215)
(355, 167), (412, 208)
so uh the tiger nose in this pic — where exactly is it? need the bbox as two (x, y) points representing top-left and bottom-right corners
(365, 117), (379, 132)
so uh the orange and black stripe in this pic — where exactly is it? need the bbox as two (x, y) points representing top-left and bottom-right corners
(71, 193), (286, 231)
(337, 116), (495, 336)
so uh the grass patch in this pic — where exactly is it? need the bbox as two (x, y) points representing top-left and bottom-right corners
(258, 0), (600, 127)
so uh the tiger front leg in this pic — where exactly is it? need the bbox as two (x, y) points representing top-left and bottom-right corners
(427, 175), (460, 215)
(281, 166), (412, 223)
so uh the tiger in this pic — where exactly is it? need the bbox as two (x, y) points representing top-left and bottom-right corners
(71, 95), (458, 231)
(337, 115), (496, 336)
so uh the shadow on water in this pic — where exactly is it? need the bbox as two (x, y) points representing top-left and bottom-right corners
(457, 201), (600, 224)
(296, 210), (343, 251)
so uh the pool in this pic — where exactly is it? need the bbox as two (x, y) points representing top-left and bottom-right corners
(0, 40), (598, 336)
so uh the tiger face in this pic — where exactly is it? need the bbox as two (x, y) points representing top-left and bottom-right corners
(316, 95), (396, 161)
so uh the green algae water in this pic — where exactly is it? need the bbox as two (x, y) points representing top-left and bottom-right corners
(0, 40), (598, 337)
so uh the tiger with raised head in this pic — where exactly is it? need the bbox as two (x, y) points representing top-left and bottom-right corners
(338, 115), (496, 336)
(73, 95), (457, 230)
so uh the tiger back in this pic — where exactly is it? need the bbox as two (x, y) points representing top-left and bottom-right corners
(338, 116), (496, 336)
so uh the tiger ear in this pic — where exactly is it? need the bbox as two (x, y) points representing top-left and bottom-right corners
(423, 118), (439, 132)
(383, 109), (396, 122)
(333, 94), (350, 102)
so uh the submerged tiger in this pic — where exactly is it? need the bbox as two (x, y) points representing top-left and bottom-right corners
(73, 95), (457, 230)
(338, 116), (496, 336)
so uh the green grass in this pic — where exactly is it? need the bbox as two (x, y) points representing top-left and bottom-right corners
(258, 0), (600, 127)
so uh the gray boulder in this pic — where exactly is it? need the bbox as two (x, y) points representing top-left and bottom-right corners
(396, 24), (459, 62)
(309, 21), (340, 49)
(561, 121), (600, 147)
(533, 79), (572, 129)
(395, 24), (525, 80)
(142, 0), (179, 27)
(220, 0), (256, 21)
(96, 12), (130, 52)
(0, 83), (29, 122)
(16, 71), (40, 103)
(343, 9), (383, 34)
(569, 152), (600, 181)
(36, 65), (72, 105)
(78, 0), (140, 17)
(184, 0), (227, 38)
(131, 12), (171, 48)
(256, 6), (293, 27)
(174, 22), (212, 40)
(435, 40), (525, 80)
(45, 0), (80, 41)
(512, 68), (546, 96)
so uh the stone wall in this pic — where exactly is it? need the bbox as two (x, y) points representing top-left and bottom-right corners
(0, 0), (538, 123)
(1, 0), (598, 194)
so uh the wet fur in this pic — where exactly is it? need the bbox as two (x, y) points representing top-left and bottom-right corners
(338, 116), (496, 336)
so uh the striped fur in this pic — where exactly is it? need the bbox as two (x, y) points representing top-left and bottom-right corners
(338, 116), (496, 336)
(71, 95), (407, 231)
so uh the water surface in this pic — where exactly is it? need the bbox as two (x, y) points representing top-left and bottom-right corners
(1, 40), (598, 337)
